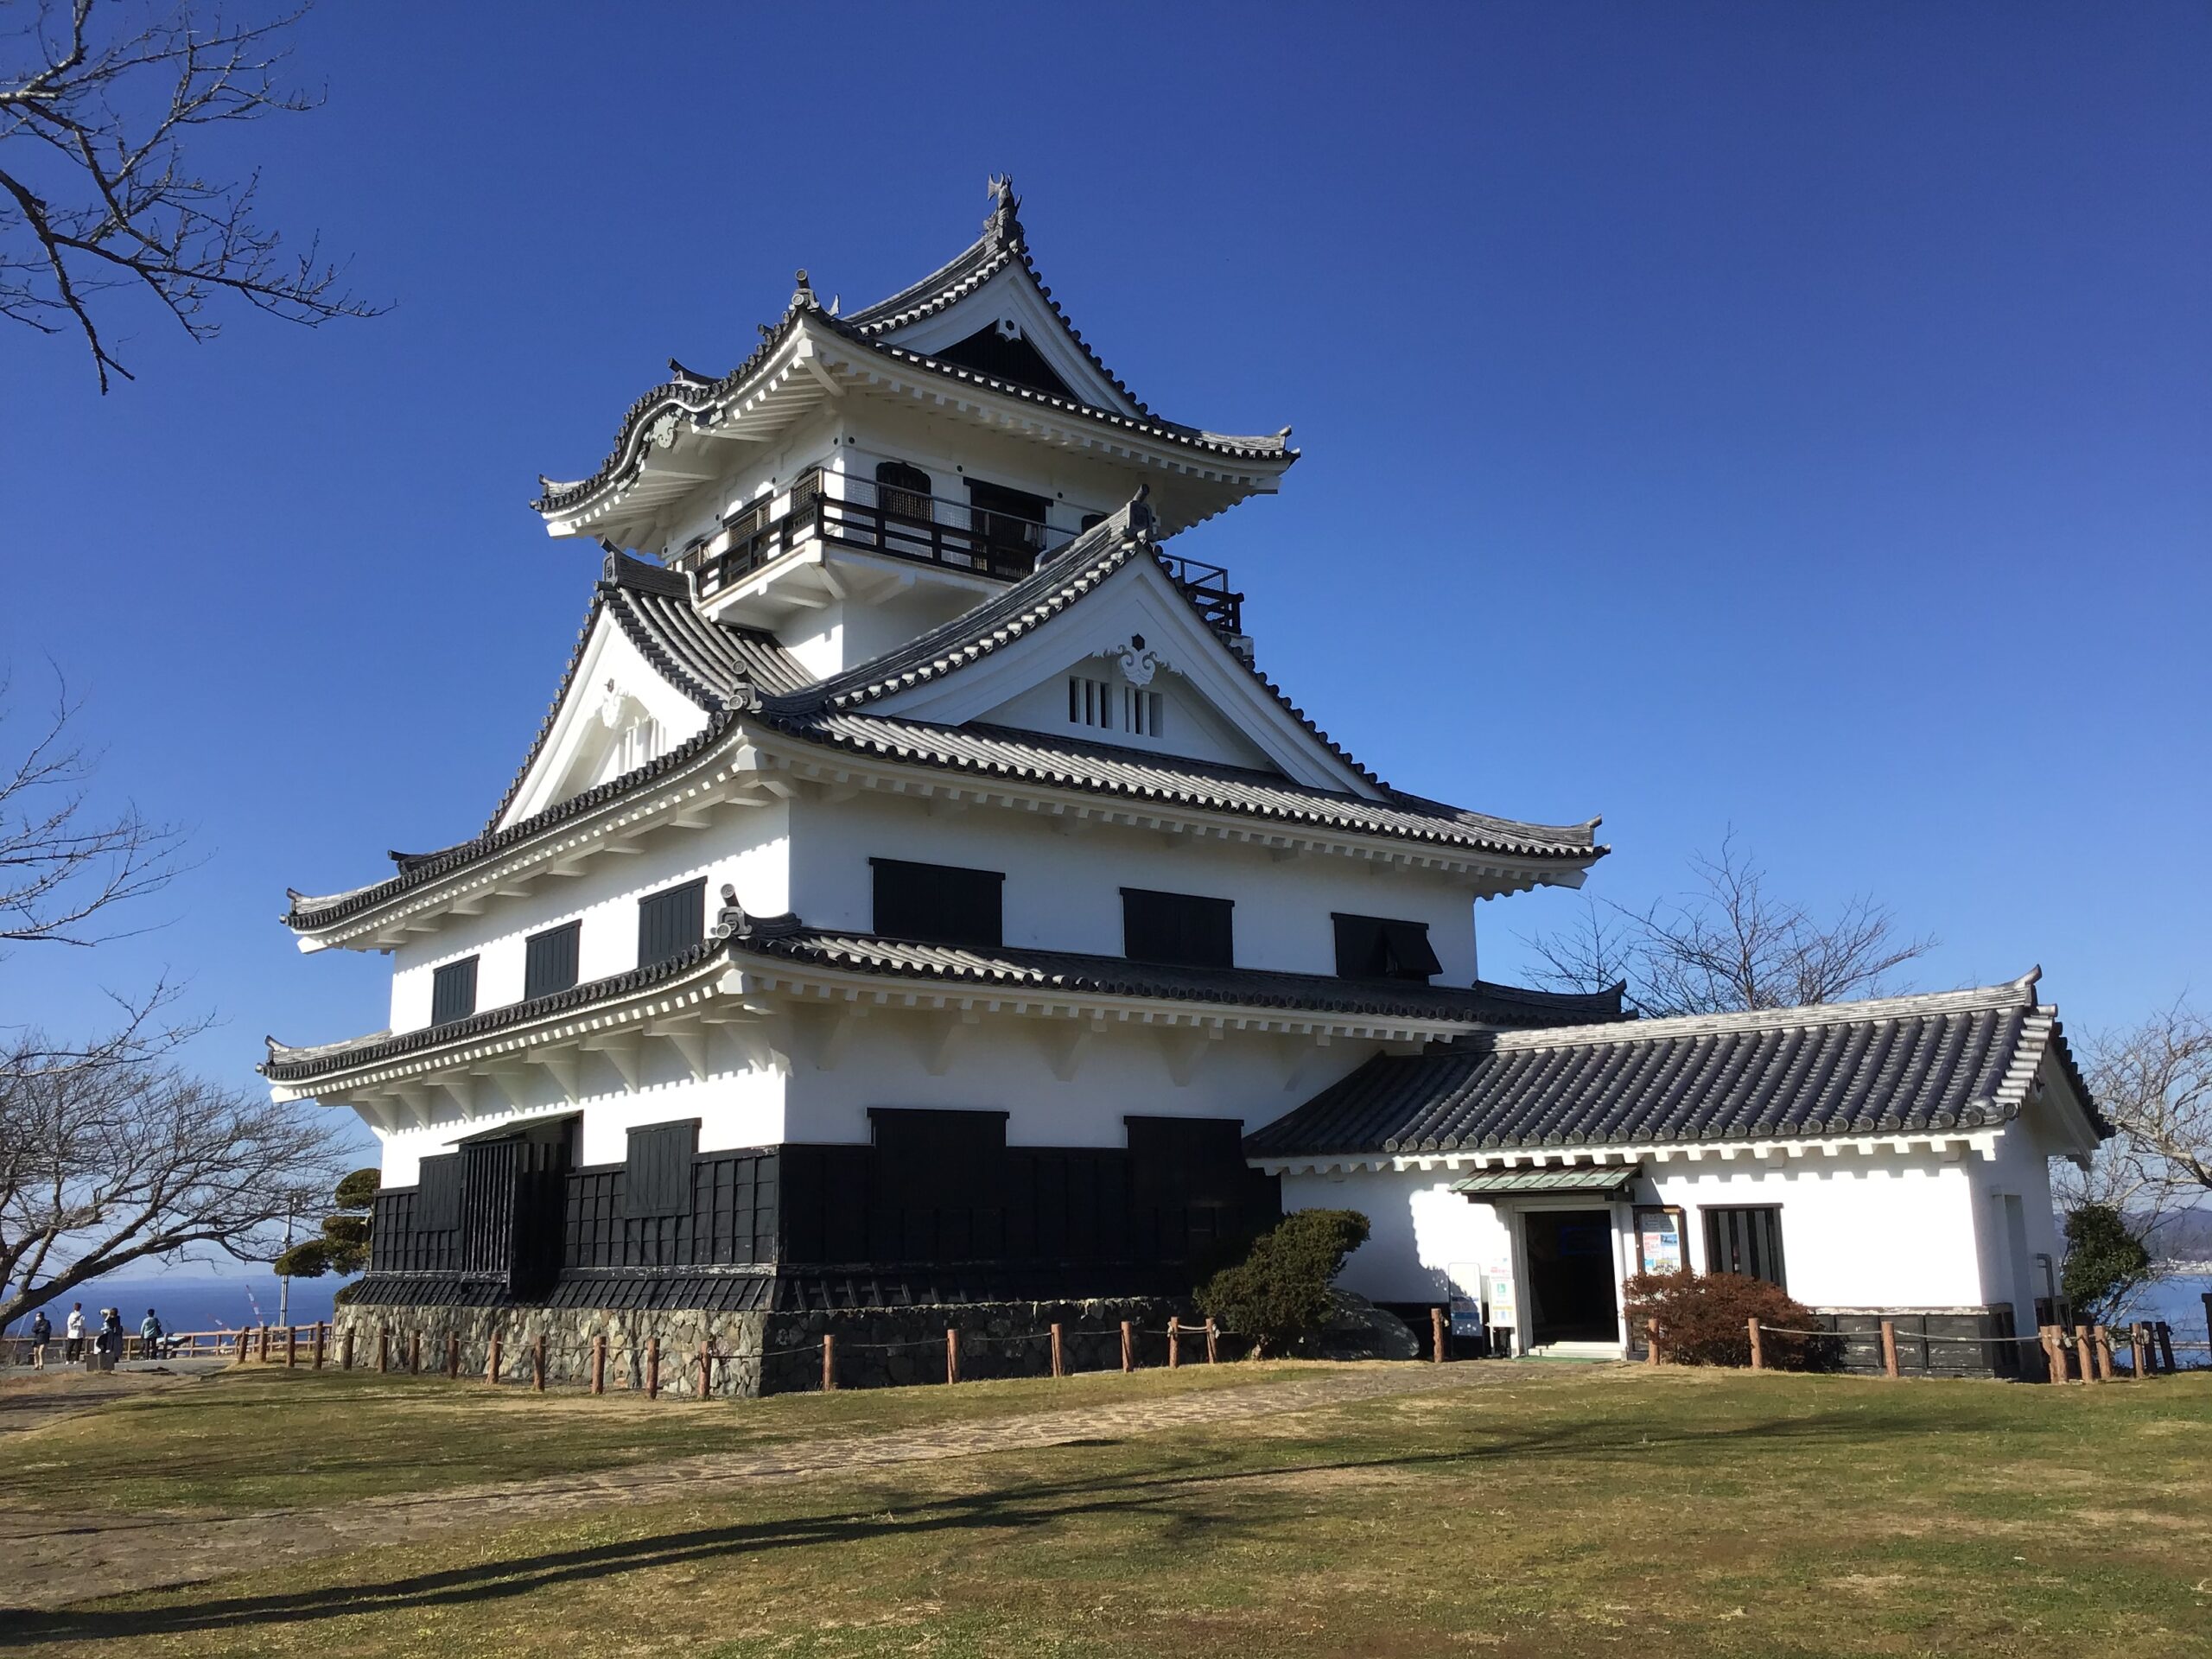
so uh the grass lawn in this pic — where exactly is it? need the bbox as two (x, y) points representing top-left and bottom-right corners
(8, 1364), (2210, 1656)
(0, 1359), (1297, 1514)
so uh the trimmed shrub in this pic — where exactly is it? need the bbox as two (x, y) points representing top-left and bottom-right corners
(1197, 1208), (1370, 1357)
(1621, 1271), (1837, 1370)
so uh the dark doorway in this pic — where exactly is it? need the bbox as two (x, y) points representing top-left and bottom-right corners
(1523, 1209), (1620, 1345)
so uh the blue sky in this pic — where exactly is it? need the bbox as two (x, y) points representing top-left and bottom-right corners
(5, 1), (2208, 1173)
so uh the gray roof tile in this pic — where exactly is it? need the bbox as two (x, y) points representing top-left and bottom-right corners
(1243, 975), (2107, 1160)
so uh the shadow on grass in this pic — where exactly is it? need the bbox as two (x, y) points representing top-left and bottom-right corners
(4, 1408), (1877, 1643)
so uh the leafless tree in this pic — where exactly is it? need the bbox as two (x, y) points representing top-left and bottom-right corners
(0, 671), (189, 950)
(0, 1026), (344, 1329)
(2, 0), (381, 391)
(2082, 1001), (2212, 1216)
(1522, 833), (1937, 1017)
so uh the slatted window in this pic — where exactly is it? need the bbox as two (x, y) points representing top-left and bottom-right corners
(429, 957), (479, 1026)
(1122, 888), (1234, 969)
(1332, 913), (1443, 982)
(1125, 686), (1164, 737)
(524, 921), (581, 1001)
(416, 1154), (463, 1231)
(625, 1121), (699, 1220)
(870, 857), (1004, 949)
(1068, 676), (1113, 728)
(1704, 1206), (1787, 1288)
(637, 878), (706, 969)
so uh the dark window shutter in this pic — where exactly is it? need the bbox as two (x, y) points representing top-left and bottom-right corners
(416, 1154), (462, 1230)
(430, 957), (479, 1026)
(1332, 914), (1439, 982)
(637, 879), (707, 969)
(870, 859), (1004, 949)
(524, 922), (582, 1000)
(1122, 889), (1235, 969)
(1704, 1207), (1787, 1288)
(625, 1122), (699, 1219)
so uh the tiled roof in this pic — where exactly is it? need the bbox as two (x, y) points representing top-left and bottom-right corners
(736, 931), (1628, 1027)
(843, 177), (1148, 416)
(263, 926), (1625, 1085)
(283, 507), (1602, 932)
(532, 190), (1291, 525)
(1244, 974), (2107, 1160)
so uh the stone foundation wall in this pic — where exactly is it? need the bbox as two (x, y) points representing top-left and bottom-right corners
(336, 1296), (1204, 1398)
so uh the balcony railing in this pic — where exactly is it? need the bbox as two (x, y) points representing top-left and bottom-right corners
(679, 467), (1243, 638)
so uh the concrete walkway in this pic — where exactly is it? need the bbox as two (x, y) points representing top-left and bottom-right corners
(0, 1360), (1502, 1610)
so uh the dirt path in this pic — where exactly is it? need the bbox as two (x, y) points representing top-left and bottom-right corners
(0, 1368), (198, 1440)
(0, 1360), (1504, 1610)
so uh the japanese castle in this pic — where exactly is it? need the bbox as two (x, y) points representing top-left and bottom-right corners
(267, 181), (2107, 1388)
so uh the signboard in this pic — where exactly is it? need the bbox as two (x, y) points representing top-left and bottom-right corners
(1484, 1261), (1517, 1329)
(1636, 1205), (1688, 1276)
(1446, 1261), (1485, 1337)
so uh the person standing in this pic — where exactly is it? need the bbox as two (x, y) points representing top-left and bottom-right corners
(97, 1308), (123, 1370)
(28, 1309), (51, 1370)
(139, 1307), (164, 1361)
(64, 1303), (85, 1363)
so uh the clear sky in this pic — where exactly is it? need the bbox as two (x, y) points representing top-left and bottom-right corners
(5, 2), (2207, 1174)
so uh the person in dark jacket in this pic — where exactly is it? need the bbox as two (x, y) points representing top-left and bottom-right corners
(28, 1309), (51, 1370)
(97, 1308), (124, 1370)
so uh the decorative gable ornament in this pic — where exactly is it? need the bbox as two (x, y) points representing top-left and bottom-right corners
(1110, 633), (1164, 688)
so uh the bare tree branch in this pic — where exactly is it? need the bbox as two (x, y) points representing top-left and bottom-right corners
(2083, 1001), (2212, 1212)
(0, 667), (192, 950)
(1521, 831), (1938, 1017)
(1, 0), (383, 391)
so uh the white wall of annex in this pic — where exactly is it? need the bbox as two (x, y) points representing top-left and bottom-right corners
(1282, 1166), (1510, 1306)
(385, 799), (790, 1033)
(786, 791), (1478, 982)
(781, 1014), (1375, 1149)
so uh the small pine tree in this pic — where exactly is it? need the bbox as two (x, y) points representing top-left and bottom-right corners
(1196, 1209), (1370, 1356)
(272, 1169), (380, 1305)
(2060, 1203), (2152, 1326)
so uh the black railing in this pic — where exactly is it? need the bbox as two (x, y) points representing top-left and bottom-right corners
(682, 468), (1243, 639)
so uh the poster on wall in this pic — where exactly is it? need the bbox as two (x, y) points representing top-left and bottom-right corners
(1636, 1205), (1688, 1275)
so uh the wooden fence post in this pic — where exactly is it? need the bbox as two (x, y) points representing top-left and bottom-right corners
(409, 1330), (422, 1374)
(257, 1323), (270, 1363)
(2128, 1323), (2146, 1376)
(698, 1341), (712, 1400)
(285, 1326), (298, 1370)
(2073, 1324), (2099, 1384)
(2040, 1325), (2066, 1384)
(1880, 1319), (1900, 1379)
(1646, 1319), (1662, 1366)
(1433, 1306), (1447, 1363)
(1049, 1323), (1064, 1379)
(1747, 1317), (1764, 1370)
(822, 1333), (836, 1392)
(2156, 1322), (2177, 1374)
(1168, 1316), (1181, 1370)
(378, 1325), (391, 1374)
(309, 1324), (323, 1371)
(340, 1325), (354, 1371)
(486, 1332), (503, 1385)
(446, 1332), (461, 1381)
(1121, 1319), (1135, 1373)
(532, 1332), (546, 1392)
(591, 1334), (607, 1395)
(945, 1327), (960, 1385)
(645, 1337), (660, 1400)
(2090, 1325), (2113, 1382)
(1205, 1317), (1219, 1365)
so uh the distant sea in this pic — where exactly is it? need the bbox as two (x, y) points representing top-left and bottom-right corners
(3, 1276), (358, 1336)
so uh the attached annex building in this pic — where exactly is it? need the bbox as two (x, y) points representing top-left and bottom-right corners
(265, 181), (2103, 1386)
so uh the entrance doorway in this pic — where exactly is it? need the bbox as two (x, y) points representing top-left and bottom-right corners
(1523, 1209), (1620, 1346)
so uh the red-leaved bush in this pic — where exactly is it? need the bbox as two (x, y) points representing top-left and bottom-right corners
(1621, 1271), (1838, 1370)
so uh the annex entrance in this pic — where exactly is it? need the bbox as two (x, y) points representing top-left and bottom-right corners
(1523, 1209), (1620, 1347)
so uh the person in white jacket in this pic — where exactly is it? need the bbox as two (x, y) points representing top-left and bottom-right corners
(64, 1304), (85, 1363)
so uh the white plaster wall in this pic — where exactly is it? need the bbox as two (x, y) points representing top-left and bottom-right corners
(360, 1052), (787, 1188)
(978, 668), (1279, 772)
(385, 800), (790, 1033)
(1287, 1140), (2025, 1317)
(786, 790), (1478, 982)
(499, 620), (715, 828)
(782, 1014), (1373, 1149)
(1282, 1166), (1511, 1305)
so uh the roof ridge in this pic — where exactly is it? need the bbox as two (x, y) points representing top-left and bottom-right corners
(1487, 972), (2044, 1052)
